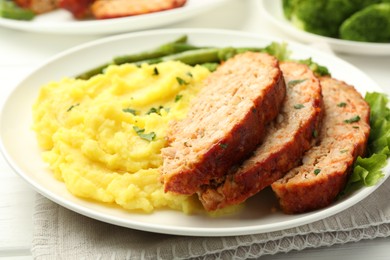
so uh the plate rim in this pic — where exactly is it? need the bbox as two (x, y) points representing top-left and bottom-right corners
(0, 28), (388, 237)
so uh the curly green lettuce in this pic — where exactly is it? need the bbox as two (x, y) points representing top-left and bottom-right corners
(342, 92), (390, 195)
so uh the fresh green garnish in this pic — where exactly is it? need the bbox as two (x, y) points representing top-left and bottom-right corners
(0, 0), (35, 20)
(341, 92), (390, 195)
(288, 79), (307, 87)
(294, 104), (305, 109)
(175, 94), (183, 102)
(122, 108), (137, 115)
(176, 77), (188, 85)
(312, 129), (318, 138)
(153, 67), (159, 75)
(133, 126), (156, 142)
(344, 115), (361, 124)
(219, 143), (228, 149)
(314, 169), (321, 175)
(67, 103), (80, 112)
(146, 106), (163, 115)
(337, 102), (347, 107)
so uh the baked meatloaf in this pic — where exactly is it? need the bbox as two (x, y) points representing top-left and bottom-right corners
(91, 0), (187, 19)
(162, 52), (286, 195)
(271, 77), (370, 214)
(198, 61), (324, 211)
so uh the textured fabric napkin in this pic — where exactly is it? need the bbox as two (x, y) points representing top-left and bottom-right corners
(32, 177), (390, 259)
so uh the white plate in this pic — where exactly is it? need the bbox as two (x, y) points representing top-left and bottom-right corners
(258, 0), (390, 56)
(0, 0), (229, 35)
(1, 28), (389, 237)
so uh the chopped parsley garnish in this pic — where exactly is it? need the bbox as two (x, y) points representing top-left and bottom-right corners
(133, 126), (156, 142)
(219, 143), (228, 149)
(294, 104), (304, 109)
(176, 77), (188, 85)
(67, 103), (80, 112)
(153, 67), (159, 76)
(175, 94), (183, 102)
(287, 79), (306, 87)
(187, 72), (193, 77)
(337, 102), (347, 107)
(146, 106), (163, 115)
(312, 129), (318, 138)
(122, 108), (137, 115)
(314, 169), (321, 175)
(344, 115), (361, 124)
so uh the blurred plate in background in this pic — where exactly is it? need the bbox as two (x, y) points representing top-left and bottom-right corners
(258, 0), (390, 56)
(0, 0), (230, 35)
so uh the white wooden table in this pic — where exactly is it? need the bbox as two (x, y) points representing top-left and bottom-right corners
(1, 0), (390, 259)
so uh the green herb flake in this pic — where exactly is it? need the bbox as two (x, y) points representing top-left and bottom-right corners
(340, 92), (390, 197)
(219, 143), (228, 149)
(294, 104), (304, 109)
(337, 102), (347, 107)
(67, 103), (80, 112)
(122, 108), (137, 115)
(176, 77), (188, 86)
(312, 129), (318, 138)
(314, 169), (321, 175)
(153, 67), (159, 76)
(175, 95), (183, 102)
(187, 72), (193, 77)
(133, 126), (156, 142)
(287, 79), (306, 87)
(146, 105), (163, 115)
(344, 115), (361, 124)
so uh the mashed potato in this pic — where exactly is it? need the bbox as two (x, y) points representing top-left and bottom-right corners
(32, 61), (210, 213)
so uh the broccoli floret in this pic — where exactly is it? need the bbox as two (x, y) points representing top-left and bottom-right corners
(283, 0), (390, 38)
(339, 3), (390, 42)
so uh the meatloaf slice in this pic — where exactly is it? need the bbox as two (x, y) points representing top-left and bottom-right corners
(162, 52), (286, 195)
(91, 0), (187, 19)
(198, 62), (323, 211)
(271, 77), (370, 214)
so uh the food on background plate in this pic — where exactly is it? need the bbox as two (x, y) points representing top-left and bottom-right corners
(32, 35), (390, 216)
(198, 61), (323, 211)
(161, 52), (286, 195)
(1, 0), (187, 20)
(272, 77), (371, 214)
(282, 0), (390, 43)
(91, 0), (187, 19)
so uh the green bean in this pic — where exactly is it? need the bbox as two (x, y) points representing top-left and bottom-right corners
(113, 35), (189, 65)
(76, 63), (112, 80)
(0, 0), (35, 20)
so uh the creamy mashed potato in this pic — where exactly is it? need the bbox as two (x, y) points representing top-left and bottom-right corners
(32, 61), (210, 213)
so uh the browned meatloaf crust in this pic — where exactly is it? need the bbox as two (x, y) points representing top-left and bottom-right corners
(271, 77), (370, 214)
(91, 0), (187, 19)
(161, 52), (286, 195)
(198, 61), (324, 211)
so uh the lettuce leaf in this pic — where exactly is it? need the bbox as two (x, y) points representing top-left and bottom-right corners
(341, 92), (390, 195)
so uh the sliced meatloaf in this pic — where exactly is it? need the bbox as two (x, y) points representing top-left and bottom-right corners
(162, 52), (286, 195)
(91, 0), (187, 19)
(271, 77), (370, 214)
(198, 61), (323, 211)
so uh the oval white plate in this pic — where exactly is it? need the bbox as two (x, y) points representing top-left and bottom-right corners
(258, 0), (390, 56)
(0, 28), (389, 237)
(0, 0), (229, 35)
